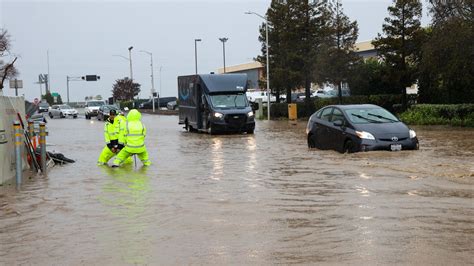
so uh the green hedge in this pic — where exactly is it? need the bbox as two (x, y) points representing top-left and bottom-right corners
(399, 104), (474, 127)
(268, 94), (403, 119)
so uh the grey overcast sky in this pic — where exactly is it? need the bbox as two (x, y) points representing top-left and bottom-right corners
(0, 0), (430, 102)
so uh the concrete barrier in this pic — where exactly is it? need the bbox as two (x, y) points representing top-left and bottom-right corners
(0, 95), (27, 185)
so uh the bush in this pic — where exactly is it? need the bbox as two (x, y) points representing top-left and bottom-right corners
(399, 104), (474, 127)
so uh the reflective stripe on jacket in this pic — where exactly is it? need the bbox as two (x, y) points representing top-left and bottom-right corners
(124, 121), (146, 149)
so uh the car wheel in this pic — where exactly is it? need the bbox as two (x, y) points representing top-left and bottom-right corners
(85, 114), (90, 120)
(73, 115), (77, 119)
(184, 121), (190, 132)
(49, 113), (53, 119)
(60, 112), (64, 118)
(344, 139), (355, 153)
(307, 134), (316, 148)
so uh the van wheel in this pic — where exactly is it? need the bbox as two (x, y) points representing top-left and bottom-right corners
(184, 121), (190, 132)
(344, 139), (355, 153)
(247, 129), (254, 135)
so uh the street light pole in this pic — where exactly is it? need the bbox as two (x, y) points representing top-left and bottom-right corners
(245, 11), (271, 120)
(159, 66), (162, 99)
(128, 46), (134, 81)
(67, 76), (70, 104)
(194, 39), (201, 74)
(140, 50), (157, 112)
(219, 37), (228, 73)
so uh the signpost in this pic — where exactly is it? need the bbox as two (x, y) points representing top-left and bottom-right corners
(52, 92), (59, 103)
(9, 79), (23, 96)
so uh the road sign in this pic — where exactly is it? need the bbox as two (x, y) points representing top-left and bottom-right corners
(9, 79), (23, 89)
(33, 98), (40, 105)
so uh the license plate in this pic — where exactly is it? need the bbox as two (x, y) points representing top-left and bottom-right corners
(390, 144), (402, 151)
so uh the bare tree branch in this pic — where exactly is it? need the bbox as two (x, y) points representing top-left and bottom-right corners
(0, 57), (17, 90)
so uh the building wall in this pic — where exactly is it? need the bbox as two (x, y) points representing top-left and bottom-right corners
(0, 96), (27, 185)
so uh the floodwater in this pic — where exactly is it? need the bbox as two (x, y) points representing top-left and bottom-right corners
(1, 115), (473, 265)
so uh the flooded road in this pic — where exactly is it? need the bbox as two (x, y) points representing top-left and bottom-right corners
(1, 115), (473, 265)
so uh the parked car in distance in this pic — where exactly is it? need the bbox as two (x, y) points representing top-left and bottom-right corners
(139, 97), (177, 109)
(85, 100), (105, 119)
(306, 104), (419, 153)
(97, 105), (120, 121)
(167, 100), (178, 110)
(49, 104), (78, 119)
(38, 102), (50, 113)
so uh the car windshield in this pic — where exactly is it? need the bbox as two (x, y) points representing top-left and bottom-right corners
(209, 94), (248, 108)
(60, 105), (72, 109)
(88, 101), (104, 107)
(345, 107), (399, 124)
(39, 103), (49, 107)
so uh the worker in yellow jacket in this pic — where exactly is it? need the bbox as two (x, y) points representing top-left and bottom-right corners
(97, 110), (120, 165)
(97, 109), (131, 166)
(112, 109), (151, 167)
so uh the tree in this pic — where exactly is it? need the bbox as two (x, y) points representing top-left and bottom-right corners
(373, 0), (424, 109)
(42, 92), (54, 105)
(112, 78), (140, 101)
(347, 58), (399, 95)
(316, 0), (359, 103)
(94, 95), (102, 100)
(257, 0), (331, 103)
(0, 29), (18, 90)
(418, 1), (474, 103)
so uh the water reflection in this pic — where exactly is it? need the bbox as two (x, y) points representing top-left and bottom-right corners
(210, 138), (224, 181)
(98, 166), (152, 265)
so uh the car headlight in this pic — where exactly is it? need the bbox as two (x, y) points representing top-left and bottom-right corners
(356, 131), (375, 140)
(247, 111), (254, 117)
(214, 112), (224, 119)
(409, 129), (416, 138)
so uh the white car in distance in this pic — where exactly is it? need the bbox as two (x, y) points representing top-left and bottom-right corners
(85, 100), (105, 119)
(49, 104), (78, 119)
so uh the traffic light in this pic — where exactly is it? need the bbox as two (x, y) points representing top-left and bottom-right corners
(82, 75), (100, 81)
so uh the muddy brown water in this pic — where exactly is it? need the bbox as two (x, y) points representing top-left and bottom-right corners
(1, 115), (473, 265)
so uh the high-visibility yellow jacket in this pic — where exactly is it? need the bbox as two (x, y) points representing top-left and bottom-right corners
(118, 109), (147, 153)
(114, 114), (127, 145)
(104, 118), (119, 144)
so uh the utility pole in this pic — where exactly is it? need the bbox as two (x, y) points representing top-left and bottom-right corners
(140, 50), (156, 112)
(47, 50), (51, 94)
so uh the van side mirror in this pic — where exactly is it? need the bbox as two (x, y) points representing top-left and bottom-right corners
(333, 120), (344, 127)
(251, 102), (259, 111)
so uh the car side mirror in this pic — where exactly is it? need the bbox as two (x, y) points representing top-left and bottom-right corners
(333, 120), (344, 127)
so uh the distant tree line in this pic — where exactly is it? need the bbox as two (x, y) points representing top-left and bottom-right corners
(257, 0), (473, 107)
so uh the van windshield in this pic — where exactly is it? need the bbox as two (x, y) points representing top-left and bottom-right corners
(210, 94), (248, 109)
